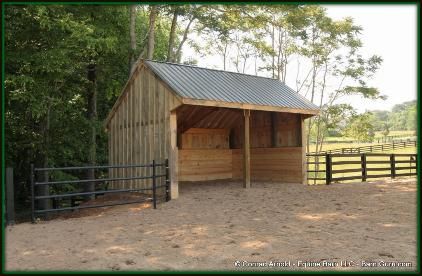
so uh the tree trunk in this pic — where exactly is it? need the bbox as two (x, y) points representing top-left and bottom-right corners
(167, 7), (178, 62)
(129, 5), (137, 72)
(315, 62), (328, 153)
(306, 64), (317, 154)
(277, 26), (282, 80)
(271, 21), (275, 79)
(223, 41), (228, 70)
(306, 26), (317, 154)
(85, 64), (97, 198)
(147, 5), (157, 60)
(174, 16), (195, 63)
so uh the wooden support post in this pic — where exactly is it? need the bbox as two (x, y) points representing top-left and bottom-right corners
(361, 154), (367, 182)
(301, 115), (307, 185)
(169, 111), (179, 199)
(243, 109), (251, 188)
(325, 154), (332, 185)
(390, 154), (396, 179)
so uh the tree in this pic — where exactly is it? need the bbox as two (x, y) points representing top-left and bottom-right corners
(293, 6), (384, 153)
(147, 5), (158, 59)
(381, 123), (390, 138)
(5, 5), (131, 209)
(343, 113), (375, 143)
(129, 5), (137, 71)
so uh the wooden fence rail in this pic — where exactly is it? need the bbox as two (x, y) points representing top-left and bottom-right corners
(309, 139), (416, 155)
(307, 153), (418, 185)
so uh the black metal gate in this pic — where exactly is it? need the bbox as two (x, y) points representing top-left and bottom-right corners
(30, 159), (170, 223)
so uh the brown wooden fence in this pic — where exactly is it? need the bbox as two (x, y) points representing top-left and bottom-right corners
(307, 153), (418, 185)
(309, 139), (416, 155)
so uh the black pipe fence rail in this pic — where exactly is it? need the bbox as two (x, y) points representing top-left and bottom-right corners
(309, 139), (416, 155)
(307, 153), (418, 185)
(30, 159), (170, 223)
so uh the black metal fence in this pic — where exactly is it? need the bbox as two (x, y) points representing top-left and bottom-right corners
(307, 153), (418, 185)
(30, 159), (170, 223)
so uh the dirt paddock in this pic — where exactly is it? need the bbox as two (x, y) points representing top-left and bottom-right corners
(5, 178), (417, 272)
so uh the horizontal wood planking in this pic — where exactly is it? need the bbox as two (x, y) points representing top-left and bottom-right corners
(233, 147), (303, 183)
(231, 111), (302, 148)
(179, 149), (232, 181)
(180, 128), (229, 149)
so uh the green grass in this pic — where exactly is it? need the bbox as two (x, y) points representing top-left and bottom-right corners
(319, 130), (416, 143)
(374, 130), (416, 138)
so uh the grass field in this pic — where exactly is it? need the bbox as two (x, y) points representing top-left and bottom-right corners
(321, 130), (416, 143)
(310, 142), (417, 153)
(374, 130), (416, 138)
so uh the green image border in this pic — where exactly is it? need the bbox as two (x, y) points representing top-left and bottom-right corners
(1, 0), (420, 274)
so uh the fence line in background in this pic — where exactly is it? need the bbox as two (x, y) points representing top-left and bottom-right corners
(309, 139), (416, 155)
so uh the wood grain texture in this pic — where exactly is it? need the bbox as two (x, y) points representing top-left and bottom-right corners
(180, 128), (229, 149)
(107, 63), (309, 192)
(243, 110), (251, 188)
(233, 147), (303, 183)
(108, 68), (181, 190)
(231, 111), (301, 149)
(179, 149), (232, 181)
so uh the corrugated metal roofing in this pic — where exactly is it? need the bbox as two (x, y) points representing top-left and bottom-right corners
(145, 60), (319, 112)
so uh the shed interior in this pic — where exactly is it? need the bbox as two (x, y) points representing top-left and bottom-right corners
(177, 105), (304, 183)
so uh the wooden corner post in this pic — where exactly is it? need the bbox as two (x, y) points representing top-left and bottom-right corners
(243, 109), (251, 188)
(169, 111), (179, 199)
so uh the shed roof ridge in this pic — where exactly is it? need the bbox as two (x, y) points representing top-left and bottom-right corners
(144, 59), (279, 81)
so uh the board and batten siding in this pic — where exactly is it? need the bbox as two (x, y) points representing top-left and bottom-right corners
(108, 66), (181, 190)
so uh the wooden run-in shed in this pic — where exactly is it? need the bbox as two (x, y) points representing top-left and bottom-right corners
(105, 60), (319, 199)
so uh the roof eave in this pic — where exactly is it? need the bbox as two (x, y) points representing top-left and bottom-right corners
(181, 98), (320, 116)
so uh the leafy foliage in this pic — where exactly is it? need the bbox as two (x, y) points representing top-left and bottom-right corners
(5, 4), (389, 208)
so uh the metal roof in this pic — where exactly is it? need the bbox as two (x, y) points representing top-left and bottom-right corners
(145, 60), (319, 112)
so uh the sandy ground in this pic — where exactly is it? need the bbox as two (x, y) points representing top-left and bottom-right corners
(5, 178), (417, 272)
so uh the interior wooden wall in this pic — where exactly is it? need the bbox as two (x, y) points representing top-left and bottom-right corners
(179, 149), (232, 181)
(180, 128), (229, 149)
(232, 147), (303, 183)
(176, 109), (304, 183)
(108, 66), (181, 190)
(231, 111), (302, 148)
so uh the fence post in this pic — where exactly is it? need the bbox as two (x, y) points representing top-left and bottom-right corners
(392, 141), (395, 150)
(6, 168), (15, 225)
(152, 160), (157, 209)
(361, 154), (367, 182)
(30, 164), (35, 223)
(325, 154), (332, 185)
(165, 159), (170, 202)
(390, 154), (396, 179)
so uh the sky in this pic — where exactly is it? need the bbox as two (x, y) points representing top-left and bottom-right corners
(183, 4), (417, 113)
(322, 4), (417, 112)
